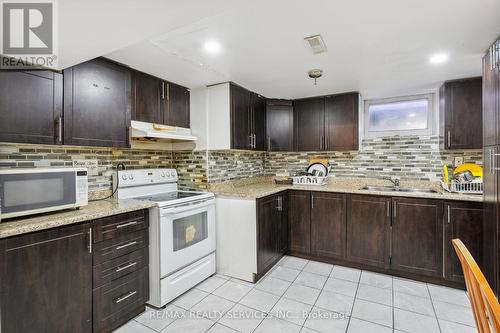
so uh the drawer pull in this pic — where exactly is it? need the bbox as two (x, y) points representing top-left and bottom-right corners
(115, 290), (137, 304)
(116, 221), (138, 229)
(116, 241), (137, 250)
(116, 262), (137, 272)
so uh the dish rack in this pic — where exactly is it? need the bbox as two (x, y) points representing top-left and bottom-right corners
(292, 176), (328, 186)
(441, 180), (483, 194)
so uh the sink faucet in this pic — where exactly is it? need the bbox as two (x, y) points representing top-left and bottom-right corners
(384, 177), (401, 190)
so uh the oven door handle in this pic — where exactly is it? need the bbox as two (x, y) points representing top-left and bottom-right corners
(160, 200), (214, 216)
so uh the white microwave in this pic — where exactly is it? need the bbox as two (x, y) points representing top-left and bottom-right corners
(0, 168), (88, 221)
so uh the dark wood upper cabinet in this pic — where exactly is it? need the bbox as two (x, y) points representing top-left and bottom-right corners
(133, 71), (161, 124)
(0, 222), (93, 333)
(165, 82), (190, 128)
(266, 99), (293, 151)
(310, 192), (346, 260)
(391, 198), (443, 277)
(64, 58), (132, 148)
(288, 190), (311, 255)
(0, 70), (62, 145)
(444, 201), (483, 284)
(347, 195), (391, 269)
(230, 83), (266, 151)
(440, 77), (482, 149)
(325, 93), (359, 150)
(294, 97), (325, 151)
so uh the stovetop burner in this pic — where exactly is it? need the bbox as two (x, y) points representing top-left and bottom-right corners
(135, 191), (205, 202)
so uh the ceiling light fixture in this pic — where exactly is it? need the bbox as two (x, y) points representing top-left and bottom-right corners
(308, 69), (323, 85)
(204, 40), (221, 54)
(429, 53), (448, 65)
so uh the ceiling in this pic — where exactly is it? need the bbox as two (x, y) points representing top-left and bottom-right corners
(64, 0), (500, 100)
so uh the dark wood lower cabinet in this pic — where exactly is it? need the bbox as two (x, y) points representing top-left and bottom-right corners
(391, 198), (444, 277)
(310, 192), (346, 260)
(347, 195), (391, 268)
(288, 191), (311, 255)
(0, 223), (93, 333)
(445, 201), (484, 283)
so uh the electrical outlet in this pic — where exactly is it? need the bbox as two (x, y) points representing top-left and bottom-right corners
(453, 157), (464, 167)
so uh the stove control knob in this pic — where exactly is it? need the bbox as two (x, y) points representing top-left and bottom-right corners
(161, 172), (165, 177)
(129, 174), (134, 180)
(121, 174), (127, 180)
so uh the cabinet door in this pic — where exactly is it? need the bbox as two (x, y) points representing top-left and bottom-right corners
(278, 192), (289, 255)
(443, 78), (482, 149)
(324, 93), (359, 151)
(252, 94), (267, 151)
(347, 195), (391, 268)
(444, 201), (483, 283)
(391, 198), (443, 277)
(0, 223), (92, 333)
(0, 70), (62, 144)
(166, 82), (190, 128)
(310, 192), (346, 260)
(288, 191), (311, 254)
(266, 100), (293, 151)
(483, 146), (498, 293)
(257, 194), (280, 274)
(64, 58), (132, 147)
(294, 97), (325, 151)
(133, 71), (161, 123)
(483, 51), (498, 146)
(230, 84), (251, 149)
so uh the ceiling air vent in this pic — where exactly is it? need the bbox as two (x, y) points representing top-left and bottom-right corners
(304, 35), (327, 54)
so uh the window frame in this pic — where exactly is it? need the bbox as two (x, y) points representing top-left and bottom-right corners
(363, 93), (435, 138)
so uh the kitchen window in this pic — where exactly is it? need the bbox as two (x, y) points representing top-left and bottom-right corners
(364, 94), (434, 138)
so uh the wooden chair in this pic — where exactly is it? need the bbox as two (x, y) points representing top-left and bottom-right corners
(452, 239), (500, 332)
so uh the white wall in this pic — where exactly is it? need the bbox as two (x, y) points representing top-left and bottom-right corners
(190, 87), (208, 150)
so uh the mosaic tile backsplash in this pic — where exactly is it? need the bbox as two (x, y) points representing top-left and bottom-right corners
(0, 134), (483, 196)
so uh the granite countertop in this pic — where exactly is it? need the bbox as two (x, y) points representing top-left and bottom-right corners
(209, 176), (483, 202)
(0, 198), (156, 239)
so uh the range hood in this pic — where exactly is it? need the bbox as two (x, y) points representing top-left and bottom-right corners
(130, 120), (197, 142)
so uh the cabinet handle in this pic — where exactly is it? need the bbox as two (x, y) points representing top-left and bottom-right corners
(447, 205), (451, 224)
(267, 136), (271, 151)
(55, 116), (63, 144)
(116, 290), (137, 304)
(387, 201), (390, 217)
(447, 131), (451, 148)
(320, 136), (324, 150)
(276, 196), (282, 211)
(325, 136), (328, 151)
(253, 134), (256, 149)
(393, 203), (397, 217)
(311, 194), (314, 209)
(116, 221), (138, 229)
(166, 83), (170, 101)
(116, 241), (137, 250)
(116, 261), (137, 272)
(161, 82), (165, 99)
(88, 227), (92, 254)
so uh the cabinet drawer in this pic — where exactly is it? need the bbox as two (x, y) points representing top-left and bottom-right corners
(93, 267), (148, 333)
(93, 229), (148, 265)
(93, 210), (148, 243)
(93, 247), (148, 288)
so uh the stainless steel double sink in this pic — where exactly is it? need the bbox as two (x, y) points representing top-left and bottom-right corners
(360, 185), (439, 194)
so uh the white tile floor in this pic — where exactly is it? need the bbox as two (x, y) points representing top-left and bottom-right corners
(114, 256), (477, 333)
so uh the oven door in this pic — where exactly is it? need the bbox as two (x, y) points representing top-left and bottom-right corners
(159, 199), (216, 277)
(0, 169), (77, 219)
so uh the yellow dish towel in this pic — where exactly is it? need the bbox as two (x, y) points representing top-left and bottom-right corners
(443, 165), (450, 186)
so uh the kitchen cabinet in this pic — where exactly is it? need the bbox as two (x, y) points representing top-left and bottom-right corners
(266, 99), (294, 151)
(0, 70), (63, 145)
(483, 46), (499, 146)
(64, 58), (132, 148)
(324, 93), (359, 150)
(288, 190), (311, 254)
(294, 92), (359, 152)
(310, 192), (346, 260)
(133, 71), (190, 128)
(257, 192), (287, 276)
(444, 201), (484, 283)
(347, 195), (391, 268)
(230, 83), (266, 151)
(391, 198), (444, 277)
(294, 97), (325, 151)
(133, 71), (162, 124)
(440, 77), (482, 149)
(0, 223), (93, 333)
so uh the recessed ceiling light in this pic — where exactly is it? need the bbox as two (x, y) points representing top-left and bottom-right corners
(204, 41), (221, 54)
(429, 53), (448, 65)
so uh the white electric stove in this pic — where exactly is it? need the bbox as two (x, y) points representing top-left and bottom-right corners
(115, 168), (216, 307)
